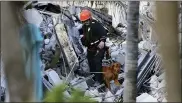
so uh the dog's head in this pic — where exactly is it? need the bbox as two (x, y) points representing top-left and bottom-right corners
(112, 62), (121, 73)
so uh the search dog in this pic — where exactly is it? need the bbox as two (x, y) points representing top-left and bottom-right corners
(102, 62), (121, 90)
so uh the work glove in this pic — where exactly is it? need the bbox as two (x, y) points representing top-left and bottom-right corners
(97, 41), (105, 49)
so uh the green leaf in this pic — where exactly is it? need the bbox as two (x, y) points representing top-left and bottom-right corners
(44, 83), (97, 102)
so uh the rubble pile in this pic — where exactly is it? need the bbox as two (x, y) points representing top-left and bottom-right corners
(0, 1), (166, 102)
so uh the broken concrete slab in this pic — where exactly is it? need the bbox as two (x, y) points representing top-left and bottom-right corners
(52, 15), (79, 81)
(45, 69), (63, 86)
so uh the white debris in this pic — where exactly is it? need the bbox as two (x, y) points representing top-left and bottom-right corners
(45, 69), (63, 86)
(111, 51), (120, 58)
(105, 38), (113, 47)
(138, 40), (152, 51)
(137, 93), (158, 102)
(44, 39), (50, 45)
(110, 45), (119, 53)
(158, 72), (165, 82)
(158, 80), (166, 88)
(110, 80), (121, 94)
(48, 35), (57, 50)
(115, 52), (125, 65)
(122, 41), (126, 52)
(23, 8), (43, 27)
(149, 75), (159, 89)
(118, 73), (124, 79)
(70, 77), (88, 92)
(104, 91), (115, 102)
(115, 88), (123, 96)
(162, 98), (167, 102)
(84, 89), (100, 97)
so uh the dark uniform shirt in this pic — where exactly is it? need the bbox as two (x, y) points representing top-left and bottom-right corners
(81, 20), (107, 51)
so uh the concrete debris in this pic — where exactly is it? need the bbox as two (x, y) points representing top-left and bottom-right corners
(110, 80), (122, 94)
(138, 40), (152, 51)
(115, 88), (123, 96)
(158, 80), (166, 88)
(111, 51), (120, 59)
(44, 39), (50, 45)
(115, 52), (125, 65)
(104, 91), (115, 102)
(70, 77), (88, 92)
(149, 75), (159, 89)
(137, 93), (158, 102)
(148, 73), (166, 102)
(84, 89), (100, 97)
(79, 56), (90, 73)
(45, 69), (63, 86)
(158, 72), (165, 82)
(105, 38), (113, 47)
(110, 45), (119, 53)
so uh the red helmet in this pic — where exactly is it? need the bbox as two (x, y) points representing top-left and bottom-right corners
(80, 9), (92, 22)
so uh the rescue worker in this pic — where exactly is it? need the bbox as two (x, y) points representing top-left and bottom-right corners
(79, 9), (107, 86)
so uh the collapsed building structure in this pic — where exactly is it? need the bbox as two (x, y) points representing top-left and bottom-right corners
(0, 1), (166, 102)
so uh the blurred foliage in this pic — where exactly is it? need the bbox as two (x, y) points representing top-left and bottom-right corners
(44, 84), (96, 102)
